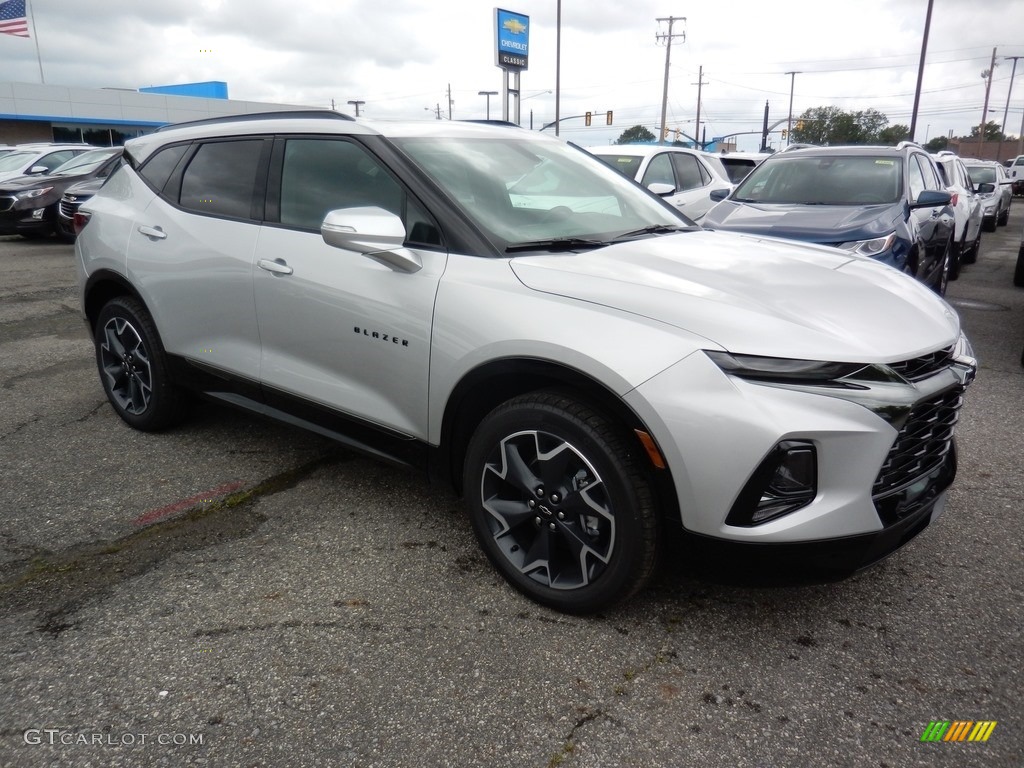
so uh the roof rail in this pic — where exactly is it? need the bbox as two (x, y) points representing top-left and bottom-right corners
(156, 110), (355, 132)
(896, 140), (923, 150)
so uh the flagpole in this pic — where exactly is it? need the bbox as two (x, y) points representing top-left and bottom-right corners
(26, 0), (43, 83)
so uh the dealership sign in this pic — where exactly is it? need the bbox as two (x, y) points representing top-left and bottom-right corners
(495, 8), (529, 70)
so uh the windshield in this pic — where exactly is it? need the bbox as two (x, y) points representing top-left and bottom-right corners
(0, 152), (36, 173)
(391, 136), (687, 250)
(967, 166), (995, 184)
(733, 155), (903, 205)
(53, 149), (119, 176)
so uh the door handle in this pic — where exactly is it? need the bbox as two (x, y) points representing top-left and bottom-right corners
(137, 225), (166, 240)
(257, 258), (294, 276)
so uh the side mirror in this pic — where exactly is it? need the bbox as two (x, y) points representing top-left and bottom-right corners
(975, 182), (995, 194)
(910, 189), (951, 208)
(709, 188), (730, 202)
(647, 182), (675, 197)
(27, 165), (48, 175)
(321, 207), (422, 273)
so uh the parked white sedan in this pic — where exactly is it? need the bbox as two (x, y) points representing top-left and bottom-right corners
(586, 144), (733, 223)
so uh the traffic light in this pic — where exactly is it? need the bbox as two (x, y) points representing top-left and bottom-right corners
(605, 110), (613, 125)
(781, 129), (788, 140)
(795, 120), (804, 131)
(585, 111), (592, 126)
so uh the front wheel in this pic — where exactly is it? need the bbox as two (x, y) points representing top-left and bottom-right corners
(463, 392), (660, 614)
(94, 297), (187, 431)
(933, 238), (952, 296)
(997, 203), (1010, 227)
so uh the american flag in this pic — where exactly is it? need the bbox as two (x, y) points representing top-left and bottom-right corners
(0, 0), (30, 38)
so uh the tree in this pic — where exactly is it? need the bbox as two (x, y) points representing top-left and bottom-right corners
(967, 121), (1004, 142)
(925, 136), (949, 152)
(616, 125), (656, 144)
(791, 106), (894, 146)
(877, 124), (910, 145)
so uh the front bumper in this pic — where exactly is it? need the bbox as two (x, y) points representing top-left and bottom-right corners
(625, 344), (973, 561)
(0, 203), (55, 236)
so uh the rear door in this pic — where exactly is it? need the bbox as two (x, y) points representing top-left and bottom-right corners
(124, 138), (268, 382)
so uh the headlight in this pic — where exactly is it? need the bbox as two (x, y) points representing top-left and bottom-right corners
(835, 232), (896, 257)
(14, 187), (53, 200)
(705, 351), (866, 384)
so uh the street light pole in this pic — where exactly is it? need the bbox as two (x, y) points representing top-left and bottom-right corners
(908, 0), (934, 141)
(478, 90), (498, 120)
(346, 100), (365, 117)
(979, 48), (997, 158)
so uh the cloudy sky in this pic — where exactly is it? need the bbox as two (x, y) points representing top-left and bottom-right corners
(3, 0), (1024, 151)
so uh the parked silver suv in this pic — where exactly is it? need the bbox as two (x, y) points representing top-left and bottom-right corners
(76, 112), (976, 613)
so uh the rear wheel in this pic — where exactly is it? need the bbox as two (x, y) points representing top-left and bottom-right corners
(933, 238), (952, 296)
(463, 392), (660, 614)
(963, 229), (981, 265)
(1014, 244), (1024, 288)
(94, 297), (187, 431)
(949, 231), (964, 281)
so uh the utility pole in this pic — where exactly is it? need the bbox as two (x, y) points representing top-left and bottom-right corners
(656, 16), (686, 145)
(346, 100), (365, 117)
(761, 101), (770, 151)
(447, 83), (454, 121)
(692, 65), (707, 149)
(979, 48), (997, 158)
(785, 71), (799, 145)
(908, 0), (933, 141)
(998, 56), (1022, 162)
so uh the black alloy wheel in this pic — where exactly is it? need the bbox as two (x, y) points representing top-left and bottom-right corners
(933, 238), (952, 297)
(95, 297), (187, 431)
(463, 392), (660, 614)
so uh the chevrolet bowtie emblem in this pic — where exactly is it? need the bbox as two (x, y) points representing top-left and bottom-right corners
(503, 18), (526, 35)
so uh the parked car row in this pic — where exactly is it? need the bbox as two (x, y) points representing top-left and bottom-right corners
(694, 142), (1012, 296)
(0, 144), (122, 240)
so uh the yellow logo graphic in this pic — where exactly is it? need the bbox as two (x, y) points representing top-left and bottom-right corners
(503, 18), (527, 35)
(920, 720), (997, 742)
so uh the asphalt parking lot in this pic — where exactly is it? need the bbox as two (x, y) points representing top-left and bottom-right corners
(0, 212), (1021, 768)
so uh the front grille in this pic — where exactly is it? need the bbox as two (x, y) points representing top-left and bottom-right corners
(0, 196), (15, 213)
(872, 387), (963, 523)
(887, 345), (955, 381)
(59, 195), (89, 219)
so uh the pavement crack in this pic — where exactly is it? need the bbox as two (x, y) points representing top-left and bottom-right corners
(0, 414), (44, 442)
(0, 450), (347, 634)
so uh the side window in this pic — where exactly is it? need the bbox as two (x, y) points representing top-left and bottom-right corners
(915, 154), (939, 190)
(280, 139), (402, 230)
(670, 154), (705, 191)
(38, 151), (75, 172)
(180, 140), (264, 219)
(641, 153), (675, 188)
(907, 156), (926, 201)
(138, 144), (188, 193)
(278, 138), (441, 246)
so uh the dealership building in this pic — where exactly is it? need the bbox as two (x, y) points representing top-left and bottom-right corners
(0, 80), (302, 147)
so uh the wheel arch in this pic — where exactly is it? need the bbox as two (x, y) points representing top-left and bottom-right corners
(435, 357), (680, 521)
(83, 270), (149, 333)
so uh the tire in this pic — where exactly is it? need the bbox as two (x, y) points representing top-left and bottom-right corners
(1014, 244), (1024, 288)
(982, 215), (996, 233)
(94, 297), (187, 431)
(462, 392), (660, 614)
(963, 230), (981, 265)
(932, 238), (952, 296)
(949, 231), (964, 281)
(997, 203), (1010, 227)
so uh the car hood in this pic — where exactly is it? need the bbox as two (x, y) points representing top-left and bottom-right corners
(0, 171), (89, 192)
(703, 201), (901, 244)
(509, 230), (959, 362)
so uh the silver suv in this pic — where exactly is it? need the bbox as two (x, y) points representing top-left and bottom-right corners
(76, 112), (976, 613)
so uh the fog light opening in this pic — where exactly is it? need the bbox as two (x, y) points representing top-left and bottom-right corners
(727, 441), (817, 527)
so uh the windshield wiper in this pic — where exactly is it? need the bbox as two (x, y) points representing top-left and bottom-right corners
(611, 224), (689, 241)
(505, 237), (608, 253)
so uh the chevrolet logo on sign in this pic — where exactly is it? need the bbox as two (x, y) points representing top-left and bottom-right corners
(503, 18), (526, 35)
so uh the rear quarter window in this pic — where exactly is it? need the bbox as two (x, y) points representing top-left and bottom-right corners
(138, 144), (189, 193)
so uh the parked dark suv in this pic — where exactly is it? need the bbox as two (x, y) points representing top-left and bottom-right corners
(703, 142), (955, 294)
